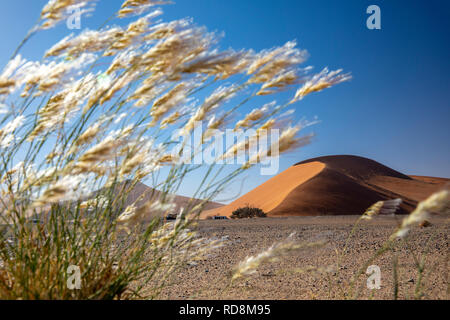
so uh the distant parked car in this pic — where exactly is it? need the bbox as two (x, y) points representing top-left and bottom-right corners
(212, 216), (228, 220)
(165, 213), (177, 221)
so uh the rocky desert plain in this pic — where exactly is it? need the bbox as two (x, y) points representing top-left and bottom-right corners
(158, 215), (448, 300)
(137, 155), (449, 300)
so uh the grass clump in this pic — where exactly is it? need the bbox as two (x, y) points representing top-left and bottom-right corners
(0, 0), (349, 299)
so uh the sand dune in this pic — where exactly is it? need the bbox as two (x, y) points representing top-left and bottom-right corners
(203, 155), (449, 218)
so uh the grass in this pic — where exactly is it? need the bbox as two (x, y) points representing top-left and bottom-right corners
(0, 0), (350, 300)
(13, 0), (446, 301)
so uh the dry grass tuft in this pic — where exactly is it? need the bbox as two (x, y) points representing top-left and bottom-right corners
(0, 0), (349, 299)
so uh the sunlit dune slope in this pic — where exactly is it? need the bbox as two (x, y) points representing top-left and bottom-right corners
(200, 162), (325, 218)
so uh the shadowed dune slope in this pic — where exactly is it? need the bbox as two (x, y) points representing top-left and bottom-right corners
(25, 181), (224, 222)
(203, 155), (449, 218)
(123, 181), (223, 217)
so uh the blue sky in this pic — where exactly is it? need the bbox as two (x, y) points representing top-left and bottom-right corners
(1, 0), (449, 202)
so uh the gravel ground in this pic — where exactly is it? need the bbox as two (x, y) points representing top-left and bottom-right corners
(157, 216), (449, 300)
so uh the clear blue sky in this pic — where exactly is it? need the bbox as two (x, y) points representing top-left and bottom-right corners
(1, 0), (449, 201)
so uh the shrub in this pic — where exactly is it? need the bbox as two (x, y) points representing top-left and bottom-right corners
(231, 206), (267, 219)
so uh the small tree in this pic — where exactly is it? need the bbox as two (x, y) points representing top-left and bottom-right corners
(231, 206), (267, 219)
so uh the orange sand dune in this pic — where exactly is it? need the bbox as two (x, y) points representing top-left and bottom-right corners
(203, 155), (448, 218)
(201, 162), (324, 218)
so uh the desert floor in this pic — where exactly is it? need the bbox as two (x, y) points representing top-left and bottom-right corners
(158, 216), (448, 300)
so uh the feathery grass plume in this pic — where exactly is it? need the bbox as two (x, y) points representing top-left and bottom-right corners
(343, 199), (402, 250)
(80, 195), (109, 209)
(180, 85), (237, 136)
(77, 137), (122, 164)
(143, 19), (188, 41)
(111, 11), (163, 51)
(45, 28), (125, 58)
(238, 123), (313, 169)
(179, 50), (253, 80)
(74, 122), (102, 147)
(344, 189), (449, 300)
(23, 53), (96, 98)
(234, 102), (273, 130)
(290, 67), (352, 103)
(1, 54), (78, 97)
(118, 0), (172, 18)
(28, 75), (97, 141)
(221, 137), (253, 162)
(263, 125), (313, 158)
(40, 0), (97, 30)
(232, 232), (325, 281)
(0, 0), (349, 299)
(336, 198), (402, 280)
(118, 144), (171, 179)
(0, 116), (25, 148)
(391, 189), (449, 239)
(32, 173), (93, 206)
(118, 198), (175, 226)
(275, 126), (311, 154)
(256, 118), (276, 133)
(361, 198), (402, 220)
(139, 25), (217, 76)
(248, 41), (306, 80)
(148, 81), (194, 124)
(201, 114), (229, 141)
(257, 70), (299, 95)
(160, 111), (181, 129)
(0, 55), (28, 96)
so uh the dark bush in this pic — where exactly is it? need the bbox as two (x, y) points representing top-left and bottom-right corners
(231, 206), (267, 219)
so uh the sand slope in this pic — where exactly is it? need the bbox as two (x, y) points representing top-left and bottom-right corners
(114, 181), (218, 209)
(201, 162), (325, 218)
(25, 181), (223, 222)
(203, 155), (449, 218)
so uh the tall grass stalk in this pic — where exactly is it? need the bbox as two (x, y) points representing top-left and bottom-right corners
(0, 0), (349, 299)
